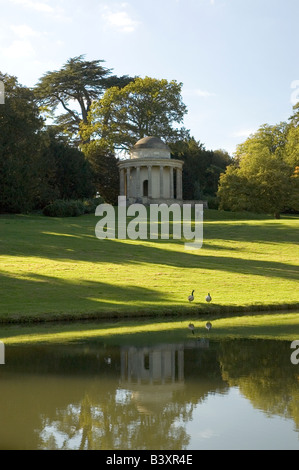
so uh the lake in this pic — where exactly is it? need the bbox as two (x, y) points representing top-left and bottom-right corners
(0, 332), (299, 450)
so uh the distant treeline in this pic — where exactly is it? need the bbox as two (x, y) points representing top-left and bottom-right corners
(1, 55), (298, 217)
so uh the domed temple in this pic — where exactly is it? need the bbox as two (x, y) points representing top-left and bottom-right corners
(118, 136), (184, 205)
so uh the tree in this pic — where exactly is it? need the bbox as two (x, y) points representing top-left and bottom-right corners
(37, 128), (95, 208)
(217, 123), (296, 217)
(234, 123), (288, 164)
(34, 55), (133, 144)
(169, 138), (231, 200)
(285, 113), (299, 169)
(284, 117), (299, 212)
(84, 76), (189, 151)
(290, 98), (299, 126)
(83, 142), (119, 205)
(0, 73), (43, 213)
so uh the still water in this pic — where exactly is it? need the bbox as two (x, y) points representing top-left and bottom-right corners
(0, 334), (299, 450)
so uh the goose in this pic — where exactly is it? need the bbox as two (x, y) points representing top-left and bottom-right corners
(205, 321), (212, 332)
(188, 323), (195, 335)
(205, 293), (212, 303)
(188, 290), (195, 302)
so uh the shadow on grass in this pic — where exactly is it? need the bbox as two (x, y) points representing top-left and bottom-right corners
(203, 221), (299, 245)
(0, 270), (172, 320)
(3, 234), (298, 281)
(0, 214), (298, 284)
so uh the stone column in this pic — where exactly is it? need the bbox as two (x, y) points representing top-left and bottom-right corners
(176, 167), (183, 200)
(136, 166), (141, 198)
(170, 166), (174, 199)
(171, 349), (175, 383)
(148, 165), (152, 198)
(126, 167), (131, 198)
(178, 349), (184, 382)
(160, 165), (164, 199)
(120, 168), (125, 196)
(161, 350), (165, 385)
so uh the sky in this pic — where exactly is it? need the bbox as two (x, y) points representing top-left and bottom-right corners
(0, 0), (299, 155)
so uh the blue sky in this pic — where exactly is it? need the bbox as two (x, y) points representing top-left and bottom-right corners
(1, 0), (299, 154)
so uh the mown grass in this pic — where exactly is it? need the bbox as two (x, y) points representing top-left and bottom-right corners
(0, 209), (298, 324)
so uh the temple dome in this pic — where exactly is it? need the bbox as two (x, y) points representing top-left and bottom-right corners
(130, 136), (171, 159)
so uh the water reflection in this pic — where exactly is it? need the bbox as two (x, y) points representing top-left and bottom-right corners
(120, 344), (184, 419)
(0, 337), (298, 449)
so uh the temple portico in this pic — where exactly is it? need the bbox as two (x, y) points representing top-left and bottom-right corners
(118, 137), (183, 205)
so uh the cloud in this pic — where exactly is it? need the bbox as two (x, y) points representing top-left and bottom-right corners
(195, 89), (216, 97)
(233, 129), (256, 138)
(183, 88), (216, 98)
(8, 0), (54, 13)
(102, 5), (140, 33)
(7, 0), (70, 21)
(2, 39), (36, 59)
(11, 24), (41, 38)
(175, 0), (215, 4)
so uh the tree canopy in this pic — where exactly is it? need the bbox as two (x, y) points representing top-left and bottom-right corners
(0, 72), (96, 213)
(285, 122), (299, 168)
(34, 55), (133, 144)
(0, 73), (43, 213)
(217, 122), (299, 217)
(83, 76), (189, 152)
(84, 142), (119, 205)
(38, 128), (95, 207)
(2, 55), (299, 215)
(169, 138), (231, 201)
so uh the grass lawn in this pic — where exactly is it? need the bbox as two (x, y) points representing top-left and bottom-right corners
(0, 209), (298, 324)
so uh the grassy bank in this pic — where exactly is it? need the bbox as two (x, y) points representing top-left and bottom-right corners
(0, 209), (298, 323)
(1, 312), (299, 345)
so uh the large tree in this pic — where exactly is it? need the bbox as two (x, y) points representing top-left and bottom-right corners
(83, 142), (119, 205)
(84, 76), (189, 152)
(37, 128), (95, 208)
(217, 123), (298, 217)
(285, 124), (299, 168)
(34, 55), (133, 144)
(285, 105), (299, 169)
(0, 73), (43, 213)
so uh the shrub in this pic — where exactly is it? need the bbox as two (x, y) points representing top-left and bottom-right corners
(83, 196), (104, 214)
(205, 195), (219, 209)
(43, 199), (85, 217)
(43, 197), (104, 217)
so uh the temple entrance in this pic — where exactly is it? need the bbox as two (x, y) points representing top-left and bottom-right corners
(143, 179), (148, 197)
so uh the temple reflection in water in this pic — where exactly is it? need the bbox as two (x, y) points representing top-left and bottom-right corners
(119, 341), (209, 415)
(1, 336), (298, 450)
(120, 344), (185, 385)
